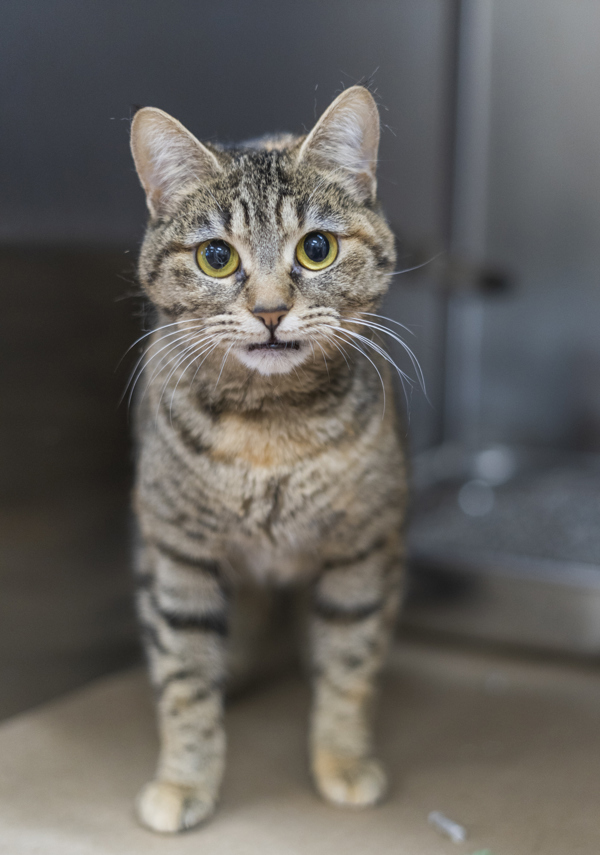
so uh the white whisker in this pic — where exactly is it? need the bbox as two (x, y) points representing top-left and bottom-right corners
(168, 336), (222, 415)
(325, 335), (352, 370)
(117, 318), (207, 369)
(129, 329), (214, 408)
(214, 343), (235, 392)
(189, 340), (222, 387)
(322, 327), (386, 418)
(355, 311), (415, 336)
(313, 339), (330, 382)
(123, 325), (205, 406)
(333, 325), (413, 412)
(330, 325), (412, 383)
(126, 330), (203, 407)
(389, 251), (444, 277)
(155, 342), (209, 417)
(346, 317), (426, 394)
(156, 337), (219, 421)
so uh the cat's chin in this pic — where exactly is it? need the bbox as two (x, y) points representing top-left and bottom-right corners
(234, 343), (309, 376)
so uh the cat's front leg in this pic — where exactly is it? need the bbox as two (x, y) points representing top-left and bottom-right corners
(309, 540), (402, 807)
(135, 543), (228, 833)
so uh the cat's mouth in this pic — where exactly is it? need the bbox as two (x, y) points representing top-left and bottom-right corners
(237, 337), (306, 375)
(247, 340), (300, 352)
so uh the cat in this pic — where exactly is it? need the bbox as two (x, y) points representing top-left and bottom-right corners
(129, 85), (408, 833)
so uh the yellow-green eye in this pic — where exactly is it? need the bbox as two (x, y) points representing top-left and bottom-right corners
(196, 239), (240, 278)
(296, 231), (338, 271)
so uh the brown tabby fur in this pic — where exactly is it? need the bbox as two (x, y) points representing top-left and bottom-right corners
(129, 86), (407, 833)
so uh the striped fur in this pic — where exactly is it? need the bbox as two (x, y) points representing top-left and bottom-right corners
(129, 87), (407, 833)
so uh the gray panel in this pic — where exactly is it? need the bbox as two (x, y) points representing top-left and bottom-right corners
(482, 0), (600, 447)
(0, 0), (450, 248)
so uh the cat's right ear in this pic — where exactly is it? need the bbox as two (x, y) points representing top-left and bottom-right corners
(130, 108), (221, 217)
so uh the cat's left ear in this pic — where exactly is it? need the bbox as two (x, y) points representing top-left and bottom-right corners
(130, 107), (221, 217)
(298, 86), (380, 203)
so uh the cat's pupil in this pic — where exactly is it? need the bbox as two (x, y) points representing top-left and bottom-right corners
(304, 232), (329, 263)
(204, 240), (231, 270)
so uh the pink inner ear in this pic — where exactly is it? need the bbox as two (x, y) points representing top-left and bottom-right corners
(131, 108), (221, 216)
(298, 88), (380, 201)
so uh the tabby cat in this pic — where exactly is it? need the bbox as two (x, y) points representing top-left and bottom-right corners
(129, 86), (408, 833)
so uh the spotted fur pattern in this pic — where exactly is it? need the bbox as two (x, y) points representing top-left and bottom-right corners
(129, 86), (407, 833)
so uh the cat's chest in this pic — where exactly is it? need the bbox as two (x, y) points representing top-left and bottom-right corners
(163, 401), (385, 529)
(177, 431), (349, 580)
(140, 399), (400, 583)
(205, 463), (335, 583)
(205, 411), (333, 469)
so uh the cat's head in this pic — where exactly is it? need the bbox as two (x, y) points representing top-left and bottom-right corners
(131, 86), (395, 378)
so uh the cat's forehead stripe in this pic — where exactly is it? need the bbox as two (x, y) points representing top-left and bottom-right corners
(144, 141), (394, 286)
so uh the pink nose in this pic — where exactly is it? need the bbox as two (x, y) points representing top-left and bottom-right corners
(253, 307), (289, 330)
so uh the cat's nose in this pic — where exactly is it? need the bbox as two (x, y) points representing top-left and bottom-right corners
(252, 305), (289, 331)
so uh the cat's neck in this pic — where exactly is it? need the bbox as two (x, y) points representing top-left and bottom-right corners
(187, 347), (355, 415)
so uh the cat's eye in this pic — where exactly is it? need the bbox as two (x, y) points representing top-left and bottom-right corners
(296, 231), (338, 271)
(196, 239), (240, 278)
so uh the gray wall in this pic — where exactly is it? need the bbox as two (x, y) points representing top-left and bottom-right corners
(0, 0), (450, 248)
(481, 0), (600, 448)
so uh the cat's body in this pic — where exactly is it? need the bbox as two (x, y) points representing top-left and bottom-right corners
(129, 87), (408, 833)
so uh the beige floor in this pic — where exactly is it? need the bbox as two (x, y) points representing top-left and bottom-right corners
(0, 640), (599, 855)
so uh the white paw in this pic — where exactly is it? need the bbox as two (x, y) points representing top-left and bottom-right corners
(136, 779), (216, 833)
(312, 752), (388, 807)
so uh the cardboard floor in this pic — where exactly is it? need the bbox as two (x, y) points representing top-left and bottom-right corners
(1, 640), (599, 855)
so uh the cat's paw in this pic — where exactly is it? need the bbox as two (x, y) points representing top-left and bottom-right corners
(312, 750), (388, 807)
(135, 779), (216, 833)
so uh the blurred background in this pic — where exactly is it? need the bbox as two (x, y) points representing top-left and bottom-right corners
(2, 0), (600, 720)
